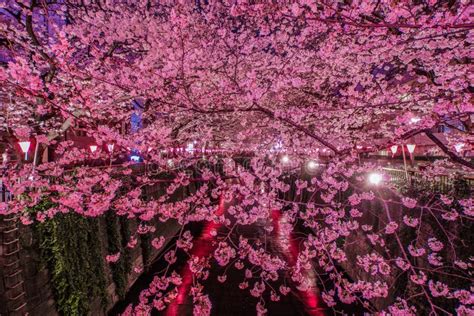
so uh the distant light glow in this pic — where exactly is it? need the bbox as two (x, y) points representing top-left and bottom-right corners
(130, 155), (140, 162)
(368, 173), (383, 185)
(406, 144), (416, 154)
(186, 143), (194, 153)
(281, 154), (290, 164)
(454, 143), (465, 153)
(410, 117), (421, 124)
(107, 144), (114, 152)
(89, 145), (98, 153)
(307, 160), (318, 170)
(2, 152), (7, 163)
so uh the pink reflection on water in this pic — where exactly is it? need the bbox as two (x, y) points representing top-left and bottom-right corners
(165, 195), (226, 316)
(271, 209), (326, 316)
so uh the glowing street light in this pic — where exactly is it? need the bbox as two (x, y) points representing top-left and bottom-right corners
(368, 173), (383, 185)
(281, 154), (290, 164)
(306, 160), (318, 170)
(89, 145), (98, 153)
(18, 141), (31, 160)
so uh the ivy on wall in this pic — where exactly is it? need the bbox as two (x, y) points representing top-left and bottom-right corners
(140, 232), (152, 271)
(105, 211), (132, 299)
(30, 197), (136, 315)
(35, 210), (108, 316)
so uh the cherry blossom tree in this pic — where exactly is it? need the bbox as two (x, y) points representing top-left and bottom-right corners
(1, 1), (473, 315)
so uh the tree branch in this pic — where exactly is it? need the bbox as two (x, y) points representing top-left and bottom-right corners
(425, 131), (473, 169)
(253, 103), (341, 155)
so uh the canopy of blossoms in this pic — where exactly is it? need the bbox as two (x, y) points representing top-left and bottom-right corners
(0, 1), (473, 315)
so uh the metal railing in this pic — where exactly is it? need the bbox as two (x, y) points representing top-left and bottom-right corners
(383, 167), (473, 194)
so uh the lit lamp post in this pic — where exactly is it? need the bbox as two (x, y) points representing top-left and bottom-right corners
(407, 144), (416, 166)
(368, 172), (383, 186)
(401, 144), (409, 181)
(2, 152), (7, 165)
(107, 143), (115, 166)
(19, 141), (31, 160)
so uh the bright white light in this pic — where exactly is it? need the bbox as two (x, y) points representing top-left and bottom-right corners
(368, 173), (383, 185)
(410, 117), (421, 124)
(390, 145), (398, 155)
(2, 152), (7, 163)
(307, 160), (318, 170)
(281, 155), (290, 164)
(167, 159), (174, 167)
(454, 143), (465, 153)
(406, 144), (416, 154)
(130, 155), (140, 162)
(107, 144), (114, 152)
(89, 145), (98, 153)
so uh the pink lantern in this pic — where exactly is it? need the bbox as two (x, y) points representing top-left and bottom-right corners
(390, 145), (398, 156)
(406, 144), (416, 154)
(19, 141), (31, 160)
(90, 145), (98, 153)
(107, 143), (115, 153)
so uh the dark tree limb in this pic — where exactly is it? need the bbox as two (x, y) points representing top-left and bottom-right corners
(253, 104), (341, 155)
(425, 131), (473, 169)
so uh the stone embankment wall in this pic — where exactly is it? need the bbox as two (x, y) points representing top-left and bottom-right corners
(0, 181), (191, 316)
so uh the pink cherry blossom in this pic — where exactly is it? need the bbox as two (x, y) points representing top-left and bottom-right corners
(402, 197), (417, 209)
(106, 252), (121, 263)
(1, 1), (472, 314)
(152, 236), (166, 250)
(428, 280), (449, 297)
